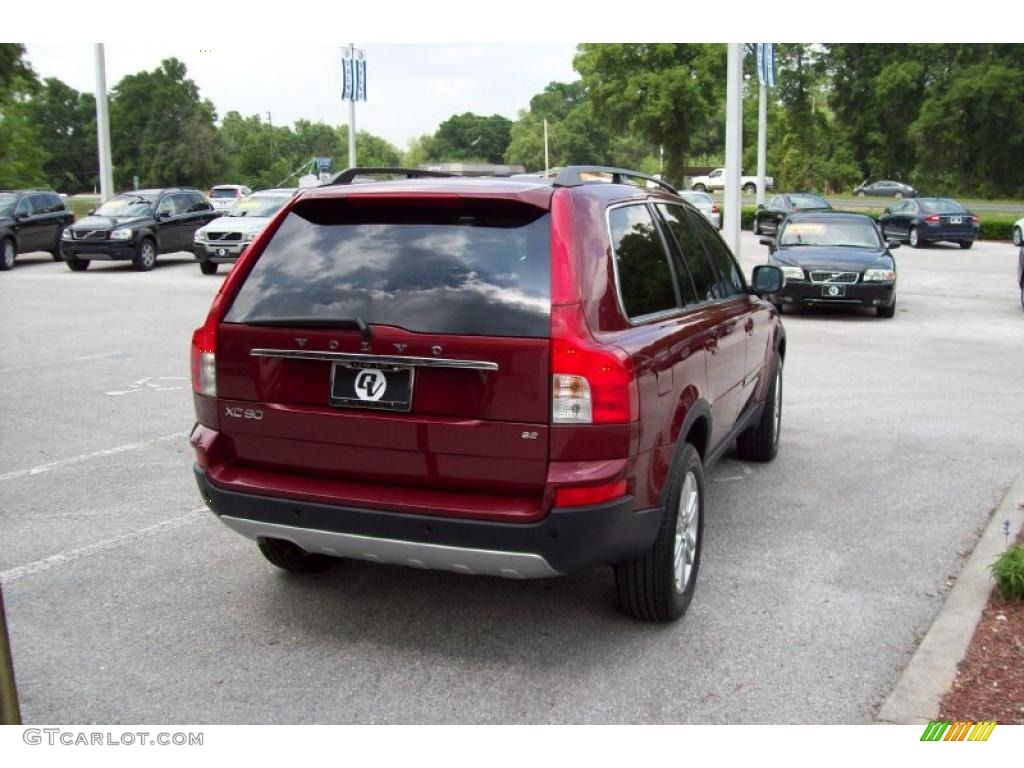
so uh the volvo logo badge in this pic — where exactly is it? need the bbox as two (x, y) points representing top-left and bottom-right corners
(431, 346), (443, 356)
(393, 343), (407, 353)
(295, 338), (307, 348)
(827, 285), (840, 297)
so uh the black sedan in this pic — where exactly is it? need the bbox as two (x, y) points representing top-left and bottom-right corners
(877, 197), (979, 250)
(760, 212), (898, 318)
(852, 180), (916, 199)
(752, 192), (832, 235)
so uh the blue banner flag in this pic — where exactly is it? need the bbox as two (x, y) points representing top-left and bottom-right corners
(342, 56), (354, 101)
(756, 43), (776, 88)
(355, 56), (367, 102)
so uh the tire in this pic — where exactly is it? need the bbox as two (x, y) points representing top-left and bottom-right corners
(743, 182), (756, 195)
(692, 183), (706, 192)
(66, 256), (90, 271)
(1013, 226), (1023, 247)
(894, 192), (903, 199)
(753, 218), (761, 235)
(1020, 279), (1024, 311)
(133, 238), (157, 271)
(257, 538), (339, 574)
(0, 238), (14, 271)
(909, 226), (922, 248)
(199, 261), (218, 275)
(736, 355), (783, 462)
(50, 251), (62, 261)
(877, 300), (896, 318)
(958, 240), (973, 250)
(615, 443), (704, 622)
(856, 191), (866, 198)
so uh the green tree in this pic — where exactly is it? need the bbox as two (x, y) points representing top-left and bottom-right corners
(430, 112), (513, 163)
(574, 44), (725, 184)
(109, 58), (226, 189)
(0, 44), (48, 188)
(26, 78), (97, 192)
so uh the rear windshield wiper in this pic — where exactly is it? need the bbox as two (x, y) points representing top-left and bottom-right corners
(244, 316), (372, 340)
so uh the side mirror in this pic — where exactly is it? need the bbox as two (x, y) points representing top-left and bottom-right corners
(157, 211), (172, 220)
(751, 265), (784, 295)
(87, 208), (96, 216)
(886, 240), (901, 250)
(883, 207), (892, 214)
(759, 236), (776, 253)
(13, 212), (27, 222)
(756, 203), (765, 210)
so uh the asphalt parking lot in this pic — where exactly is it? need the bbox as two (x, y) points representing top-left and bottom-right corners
(1, 234), (1022, 724)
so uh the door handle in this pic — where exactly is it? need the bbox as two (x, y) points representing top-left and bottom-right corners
(706, 333), (719, 355)
(745, 318), (755, 335)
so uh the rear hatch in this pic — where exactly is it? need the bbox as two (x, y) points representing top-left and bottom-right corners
(215, 191), (554, 511)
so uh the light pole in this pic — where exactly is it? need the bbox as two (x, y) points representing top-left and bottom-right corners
(93, 44), (115, 202)
(723, 43), (744, 258)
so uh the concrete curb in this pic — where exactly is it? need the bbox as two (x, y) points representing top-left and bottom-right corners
(876, 470), (1024, 724)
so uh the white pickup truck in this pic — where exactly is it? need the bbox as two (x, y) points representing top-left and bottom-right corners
(689, 168), (774, 194)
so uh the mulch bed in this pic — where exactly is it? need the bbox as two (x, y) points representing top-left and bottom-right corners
(939, 527), (1024, 724)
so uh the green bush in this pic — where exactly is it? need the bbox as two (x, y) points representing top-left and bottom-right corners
(990, 545), (1024, 601)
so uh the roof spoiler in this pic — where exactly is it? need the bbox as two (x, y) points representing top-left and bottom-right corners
(549, 166), (678, 195)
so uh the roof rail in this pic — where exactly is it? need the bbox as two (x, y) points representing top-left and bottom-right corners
(325, 167), (457, 186)
(551, 166), (678, 195)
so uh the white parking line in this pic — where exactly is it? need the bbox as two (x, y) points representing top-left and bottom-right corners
(0, 432), (189, 483)
(0, 508), (209, 583)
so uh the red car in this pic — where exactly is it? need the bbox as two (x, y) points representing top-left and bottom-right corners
(190, 166), (786, 622)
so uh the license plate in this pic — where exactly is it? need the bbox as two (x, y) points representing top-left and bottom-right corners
(330, 362), (414, 412)
(821, 284), (846, 298)
(950, 216), (962, 224)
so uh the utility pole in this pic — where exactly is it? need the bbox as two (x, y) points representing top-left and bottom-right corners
(0, 583), (20, 725)
(757, 83), (767, 206)
(347, 43), (356, 169)
(93, 44), (115, 202)
(723, 43), (744, 258)
(266, 111), (275, 162)
(543, 118), (550, 176)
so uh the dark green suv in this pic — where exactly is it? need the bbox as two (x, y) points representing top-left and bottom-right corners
(0, 189), (75, 270)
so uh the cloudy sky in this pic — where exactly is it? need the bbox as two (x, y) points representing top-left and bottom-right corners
(23, 43), (580, 151)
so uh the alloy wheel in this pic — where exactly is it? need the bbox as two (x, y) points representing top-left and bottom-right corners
(673, 472), (700, 593)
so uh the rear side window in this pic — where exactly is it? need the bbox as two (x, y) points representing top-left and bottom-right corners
(210, 188), (238, 198)
(688, 210), (746, 299)
(185, 192), (211, 213)
(608, 204), (679, 319)
(225, 197), (552, 338)
(656, 204), (717, 303)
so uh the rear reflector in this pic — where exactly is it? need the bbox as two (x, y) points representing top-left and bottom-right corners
(555, 480), (628, 508)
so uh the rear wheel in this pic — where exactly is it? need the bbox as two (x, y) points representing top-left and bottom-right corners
(909, 226), (922, 248)
(615, 443), (704, 622)
(66, 256), (90, 271)
(877, 300), (897, 319)
(0, 238), (14, 270)
(958, 240), (973, 250)
(1013, 226), (1023, 247)
(753, 218), (761, 235)
(856, 191), (866, 198)
(736, 355), (782, 462)
(257, 538), (339, 574)
(133, 238), (157, 271)
(199, 261), (218, 275)
(743, 182), (756, 194)
(692, 183), (706, 192)
(894, 192), (903, 199)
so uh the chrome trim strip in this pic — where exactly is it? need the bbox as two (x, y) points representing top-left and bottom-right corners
(250, 348), (499, 371)
(219, 516), (562, 579)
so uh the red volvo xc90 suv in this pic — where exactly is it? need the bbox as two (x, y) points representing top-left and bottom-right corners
(190, 166), (786, 622)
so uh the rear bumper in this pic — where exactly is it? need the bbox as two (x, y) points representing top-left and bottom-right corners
(194, 465), (662, 578)
(920, 227), (977, 243)
(774, 280), (896, 308)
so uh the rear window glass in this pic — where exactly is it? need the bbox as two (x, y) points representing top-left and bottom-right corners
(210, 188), (240, 198)
(918, 199), (967, 214)
(224, 197), (552, 338)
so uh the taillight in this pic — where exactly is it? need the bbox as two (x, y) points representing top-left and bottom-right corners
(191, 323), (216, 397)
(550, 306), (637, 424)
(554, 480), (628, 508)
(925, 214), (941, 223)
(970, 215), (978, 224)
(711, 204), (719, 214)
